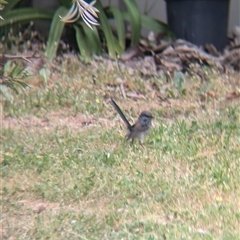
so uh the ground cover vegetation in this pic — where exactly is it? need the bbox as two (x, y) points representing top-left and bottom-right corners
(1, 53), (240, 239)
(1, 1), (240, 239)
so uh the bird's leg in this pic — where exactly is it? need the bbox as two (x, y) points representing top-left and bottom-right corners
(139, 140), (145, 149)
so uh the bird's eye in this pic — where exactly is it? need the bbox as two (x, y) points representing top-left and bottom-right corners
(142, 116), (148, 122)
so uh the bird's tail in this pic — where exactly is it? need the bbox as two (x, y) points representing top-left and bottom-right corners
(110, 98), (132, 130)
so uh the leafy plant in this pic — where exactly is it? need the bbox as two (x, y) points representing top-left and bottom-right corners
(46, 0), (167, 60)
(173, 71), (186, 96)
(0, 0), (8, 4)
(1, 0), (167, 61)
(0, 0), (52, 32)
(0, 0), (8, 20)
(0, 59), (31, 103)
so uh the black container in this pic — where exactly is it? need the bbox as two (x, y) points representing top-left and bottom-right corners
(165, 0), (230, 51)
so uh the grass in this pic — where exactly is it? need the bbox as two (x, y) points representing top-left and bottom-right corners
(1, 55), (240, 239)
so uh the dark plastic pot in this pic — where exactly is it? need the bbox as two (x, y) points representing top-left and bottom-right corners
(165, 0), (230, 51)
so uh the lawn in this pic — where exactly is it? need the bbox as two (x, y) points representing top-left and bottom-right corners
(1, 55), (240, 239)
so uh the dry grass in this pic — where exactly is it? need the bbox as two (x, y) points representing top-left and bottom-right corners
(1, 55), (240, 239)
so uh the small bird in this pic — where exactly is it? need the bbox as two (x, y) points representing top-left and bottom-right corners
(110, 98), (154, 146)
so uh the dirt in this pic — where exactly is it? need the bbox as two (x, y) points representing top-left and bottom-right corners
(2, 112), (94, 131)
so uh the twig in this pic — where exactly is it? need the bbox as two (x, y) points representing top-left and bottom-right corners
(0, 54), (38, 65)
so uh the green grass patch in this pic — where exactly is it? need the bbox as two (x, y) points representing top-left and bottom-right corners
(1, 57), (240, 239)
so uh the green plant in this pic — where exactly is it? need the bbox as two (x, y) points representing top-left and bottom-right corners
(0, 0), (52, 33)
(2, 59), (240, 238)
(1, 0), (167, 61)
(0, 0), (8, 19)
(47, 0), (167, 60)
(0, 59), (31, 101)
(0, 0), (8, 4)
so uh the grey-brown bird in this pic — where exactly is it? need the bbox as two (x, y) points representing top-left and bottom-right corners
(110, 98), (153, 146)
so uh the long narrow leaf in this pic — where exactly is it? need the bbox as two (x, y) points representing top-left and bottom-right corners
(74, 25), (91, 60)
(0, 8), (52, 27)
(108, 6), (125, 50)
(45, 7), (67, 61)
(1, 0), (21, 15)
(0, 0), (8, 4)
(121, 11), (167, 34)
(123, 0), (141, 46)
(94, 1), (123, 58)
(141, 15), (167, 33)
(80, 23), (102, 55)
